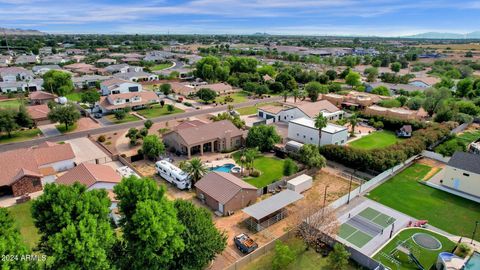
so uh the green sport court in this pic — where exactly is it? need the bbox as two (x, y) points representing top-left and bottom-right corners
(338, 207), (396, 248)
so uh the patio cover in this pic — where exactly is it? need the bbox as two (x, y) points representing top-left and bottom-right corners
(243, 190), (303, 220)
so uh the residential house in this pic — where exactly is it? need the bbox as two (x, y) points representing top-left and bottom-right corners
(397, 125), (412, 138)
(29, 90), (57, 104)
(0, 142), (75, 197)
(105, 64), (136, 74)
(113, 71), (158, 82)
(0, 67), (34, 82)
(65, 49), (86, 55)
(42, 55), (67, 65)
(0, 55), (13, 66)
(64, 63), (98, 75)
(56, 163), (121, 191)
(441, 152), (480, 198)
(468, 140), (480, 155)
(365, 82), (425, 95)
(73, 75), (110, 89)
(0, 69), (43, 92)
(163, 120), (244, 158)
(32, 65), (62, 75)
(15, 55), (39, 65)
(27, 104), (51, 125)
(287, 117), (348, 146)
(323, 91), (382, 109)
(100, 78), (142, 95)
(258, 100), (344, 123)
(96, 58), (117, 66)
(196, 82), (234, 95)
(97, 91), (159, 113)
(364, 105), (428, 120)
(195, 171), (257, 216)
(171, 82), (196, 96)
(39, 47), (52, 55)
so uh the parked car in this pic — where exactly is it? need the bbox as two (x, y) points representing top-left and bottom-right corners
(234, 233), (258, 254)
(94, 113), (103, 119)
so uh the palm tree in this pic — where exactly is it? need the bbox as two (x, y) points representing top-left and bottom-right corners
(244, 148), (260, 174)
(314, 113), (328, 146)
(349, 114), (358, 137)
(184, 157), (208, 185)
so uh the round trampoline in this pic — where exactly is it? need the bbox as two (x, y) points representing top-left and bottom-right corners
(412, 233), (442, 250)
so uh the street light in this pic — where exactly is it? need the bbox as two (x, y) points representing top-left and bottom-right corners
(471, 221), (479, 244)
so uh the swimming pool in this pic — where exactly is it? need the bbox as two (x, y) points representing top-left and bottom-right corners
(210, 163), (235, 173)
(464, 252), (480, 270)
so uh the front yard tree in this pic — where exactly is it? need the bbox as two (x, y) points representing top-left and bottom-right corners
(314, 113), (327, 145)
(16, 105), (33, 128)
(328, 243), (350, 270)
(167, 104), (175, 112)
(141, 135), (165, 160)
(299, 144), (326, 169)
(0, 110), (19, 137)
(196, 88), (217, 103)
(81, 89), (100, 105)
(345, 71), (361, 88)
(114, 109), (127, 120)
(246, 124), (281, 152)
(144, 119), (153, 129)
(160, 83), (172, 95)
(47, 104), (80, 131)
(42, 70), (74, 96)
(0, 208), (30, 270)
(184, 157), (208, 184)
(172, 200), (227, 270)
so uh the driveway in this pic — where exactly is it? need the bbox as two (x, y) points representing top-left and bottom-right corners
(38, 124), (61, 137)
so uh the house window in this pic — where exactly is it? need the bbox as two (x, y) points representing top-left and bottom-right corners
(303, 135), (306, 138)
(310, 137), (313, 140)
(32, 179), (41, 187)
(296, 133), (299, 136)
(463, 173), (470, 177)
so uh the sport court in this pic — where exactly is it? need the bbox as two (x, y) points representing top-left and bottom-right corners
(338, 207), (395, 248)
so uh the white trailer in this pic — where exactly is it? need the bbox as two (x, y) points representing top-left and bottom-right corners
(287, 174), (312, 194)
(155, 160), (191, 190)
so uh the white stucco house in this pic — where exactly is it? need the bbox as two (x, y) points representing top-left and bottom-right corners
(287, 117), (348, 146)
(97, 91), (159, 113)
(100, 78), (142, 95)
(258, 100), (344, 123)
(441, 152), (480, 199)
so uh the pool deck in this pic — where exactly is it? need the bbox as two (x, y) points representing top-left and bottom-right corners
(204, 158), (238, 169)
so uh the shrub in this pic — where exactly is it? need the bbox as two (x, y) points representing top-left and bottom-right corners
(184, 102), (192, 107)
(97, 135), (106, 142)
(373, 121), (384, 129)
(272, 241), (295, 270)
(283, 158), (297, 176)
(249, 169), (260, 177)
(456, 243), (472, 258)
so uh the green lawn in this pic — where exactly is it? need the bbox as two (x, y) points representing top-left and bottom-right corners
(215, 91), (249, 104)
(373, 228), (456, 270)
(136, 104), (184, 118)
(348, 130), (400, 150)
(236, 102), (282, 116)
(435, 130), (480, 156)
(0, 99), (25, 110)
(0, 128), (42, 144)
(55, 123), (78, 134)
(8, 201), (40, 250)
(367, 164), (480, 240)
(105, 113), (141, 124)
(243, 237), (357, 270)
(65, 92), (83, 102)
(151, 62), (173, 71)
(233, 152), (291, 188)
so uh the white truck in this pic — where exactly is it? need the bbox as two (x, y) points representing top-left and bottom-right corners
(155, 160), (192, 190)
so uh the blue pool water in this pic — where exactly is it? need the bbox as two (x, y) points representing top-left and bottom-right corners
(464, 252), (480, 270)
(210, 163), (235, 173)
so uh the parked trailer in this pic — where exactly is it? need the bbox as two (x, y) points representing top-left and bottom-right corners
(287, 174), (312, 194)
(155, 160), (191, 190)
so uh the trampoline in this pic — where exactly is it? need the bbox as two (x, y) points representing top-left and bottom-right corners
(412, 233), (442, 250)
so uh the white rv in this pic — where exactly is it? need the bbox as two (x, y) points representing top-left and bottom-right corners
(155, 160), (192, 190)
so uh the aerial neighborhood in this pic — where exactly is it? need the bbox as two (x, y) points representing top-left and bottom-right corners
(0, 28), (480, 270)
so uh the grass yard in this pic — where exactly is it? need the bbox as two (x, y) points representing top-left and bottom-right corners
(65, 92), (83, 102)
(236, 102), (282, 116)
(367, 163), (480, 241)
(105, 113), (141, 124)
(215, 91), (249, 104)
(136, 104), (184, 118)
(0, 128), (42, 144)
(242, 237), (357, 270)
(0, 99), (25, 110)
(151, 62), (173, 71)
(435, 130), (480, 156)
(233, 152), (291, 188)
(373, 228), (456, 270)
(8, 201), (40, 250)
(55, 123), (78, 134)
(348, 130), (400, 150)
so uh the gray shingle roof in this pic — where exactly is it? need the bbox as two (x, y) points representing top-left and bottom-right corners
(447, 151), (480, 175)
(195, 172), (257, 204)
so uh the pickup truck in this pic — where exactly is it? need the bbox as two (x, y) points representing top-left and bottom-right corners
(234, 233), (258, 254)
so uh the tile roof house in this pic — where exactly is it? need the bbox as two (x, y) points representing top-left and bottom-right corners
(441, 152), (480, 199)
(29, 90), (57, 104)
(27, 104), (51, 125)
(163, 120), (245, 158)
(195, 82), (234, 95)
(56, 163), (121, 190)
(195, 171), (257, 216)
(15, 55), (39, 65)
(100, 78), (142, 95)
(258, 100), (344, 123)
(170, 82), (196, 96)
(0, 143), (75, 196)
(364, 105), (428, 120)
(97, 91), (159, 113)
(113, 71), (158, 82)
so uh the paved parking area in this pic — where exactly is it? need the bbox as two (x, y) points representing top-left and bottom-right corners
(38, 124), (61, 137)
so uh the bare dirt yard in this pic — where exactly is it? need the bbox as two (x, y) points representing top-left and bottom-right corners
(416, 157), (446, 181)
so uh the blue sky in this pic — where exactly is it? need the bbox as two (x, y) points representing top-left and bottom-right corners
(1, 0), (479, 36)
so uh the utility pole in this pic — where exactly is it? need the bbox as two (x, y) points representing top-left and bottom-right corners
(321, 185), (329, 217)
(347, 169), (355, 204)
(471, 221), (478, 244)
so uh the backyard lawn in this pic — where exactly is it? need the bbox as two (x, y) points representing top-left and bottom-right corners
(0, 99), (25, 110)
(236, 102), (281, 116)
(0, 128), (42, 144)
(233, 152), (291, 188)
(373, 228), (456, 270)
(435, 130), (480, 156)
(367, 163), (480, 241)
(348, 130), (400, 150)
(243, 237), (356, 270)
(105, 113), (141, 124)
(151, 62), (173, 71)
(65, 91), (83, 102)
(215, 91), (249, 104)
(8, 201), (40, 250)
(136, 104), (184, 118)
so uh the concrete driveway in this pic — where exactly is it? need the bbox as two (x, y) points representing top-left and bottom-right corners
(38, 124), (61, 137)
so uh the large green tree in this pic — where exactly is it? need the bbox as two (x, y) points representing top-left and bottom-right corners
(171, 200), (227, 270)
(328, 243), (350, 270)
(299, 144), (326, 169)
(16, 104), (33, 128)
(0, 208), (31, 270)
(345, 71), (361, 88)
(246, 125), (281, 152)
(196, 88), (217, 103)
(81, 89), (101, 105)
(47, 103), (80, 131)
(141, 135), (165, 160)
(42, 70), (74, 96)
(0, 110), (19, 137)
(305, 81), (323, 102)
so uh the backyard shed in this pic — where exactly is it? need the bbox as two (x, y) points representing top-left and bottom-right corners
(287, 174), (312, 193)
(243, 189), (303, 231)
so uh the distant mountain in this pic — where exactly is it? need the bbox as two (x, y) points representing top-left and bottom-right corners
(0, 27), (45, 36)
(404, 31), (480, 39)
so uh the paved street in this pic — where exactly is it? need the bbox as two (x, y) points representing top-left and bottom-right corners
(0, 97), (281, 152)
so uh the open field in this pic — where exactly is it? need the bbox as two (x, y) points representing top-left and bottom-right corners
(105, 113), (141, 124)
(8, 201), (39, 250)
(151, 62), (173, 71)
(215, 91), (249, 104)
(0, 99), (25, 110)
(348, 130), (400, 150)
(373, 228), (456, 270)
(415, 43), (480, 51)
(0, 128), (42, 144)
(367, 163), (480, 240)
(136, 104), (184, 118)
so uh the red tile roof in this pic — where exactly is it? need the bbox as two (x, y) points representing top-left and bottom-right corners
(56, 163), (121, 188)
(29, 91), (57, 100)
(27, 104), (50, 120)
